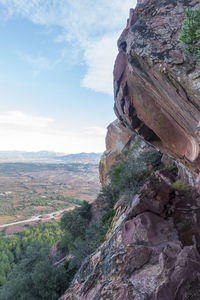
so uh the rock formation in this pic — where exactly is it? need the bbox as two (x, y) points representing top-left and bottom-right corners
(61, 169), (200, 299)
(61, 0), (200, 299)
(99, 119), (133, 186)
(114, 0), (200, 173)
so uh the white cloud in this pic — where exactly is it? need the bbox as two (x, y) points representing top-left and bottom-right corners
(84, 126), (106, 136)
(0, 111), (106, 152)
(0, 0), (137, 94)
(82, 33), (120, 95)
(0, 111), (53, 129)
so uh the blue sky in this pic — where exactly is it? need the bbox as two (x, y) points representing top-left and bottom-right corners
(0, 0), (136, 153)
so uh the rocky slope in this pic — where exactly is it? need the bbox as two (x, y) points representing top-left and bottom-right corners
(60, 0), (200, 299)
(61, 168), (200, 299)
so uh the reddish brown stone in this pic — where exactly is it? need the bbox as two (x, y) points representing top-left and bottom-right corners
(113, 0), (200, 172)
(60, 1), (200, 299)
(60, 173), (200, 300)
(99, 119), (133, 186)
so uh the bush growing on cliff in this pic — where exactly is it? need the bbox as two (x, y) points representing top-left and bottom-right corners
(60, 200), (91, 251)
(97, 184), (118, 211)
(101, 209), (115, 230)
(179, 8), (200, 55)
(172, 179), (191, 191)
(109, 147), (162, 198)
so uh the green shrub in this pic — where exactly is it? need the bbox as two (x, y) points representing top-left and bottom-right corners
(97, 184), (118, 211)
(101, 209), (115, 229)
(109, 147), (162, 198)
(60, 201), (91, 238)
(172, 180), (191, 191)
(179, 8), (200, 55)
(166, 164), (178, 175)
(59, 201), (91, 251)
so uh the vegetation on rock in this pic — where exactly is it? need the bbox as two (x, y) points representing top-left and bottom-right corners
(102, 143), (162, 205)
(172, 179), (191, 191)
(180, 8), (200, 55)
(0, 146), (166, 299)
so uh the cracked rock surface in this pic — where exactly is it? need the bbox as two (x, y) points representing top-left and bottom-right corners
(60, 170), (200, 300)
(114, 0), (200, 172)
(60, 1), (200, 298)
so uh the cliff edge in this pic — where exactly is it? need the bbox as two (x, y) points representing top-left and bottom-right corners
(114, 0), (200, 173)
(60, 1), (200, 299)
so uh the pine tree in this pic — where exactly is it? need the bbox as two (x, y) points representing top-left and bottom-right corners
(179, 8), (200, 55)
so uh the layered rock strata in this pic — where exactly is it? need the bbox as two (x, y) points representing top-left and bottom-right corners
(99, 119), (133, 186)
(61, 169), (200, 299)
(60, 1), (200, 299)
(114, 0), (200, 172)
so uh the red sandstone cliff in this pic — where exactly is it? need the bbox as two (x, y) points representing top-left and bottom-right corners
(60, 1), (200, 299)
(99, 119), (134, 186)
(61, 168), (200, 300)
(114, 0), (200, 174)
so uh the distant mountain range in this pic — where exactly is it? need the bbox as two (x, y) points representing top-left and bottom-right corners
(0, 151), (102, 163)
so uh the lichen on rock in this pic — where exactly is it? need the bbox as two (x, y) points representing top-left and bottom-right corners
(61, 169), (200, 300)
(60, 1), (200, 299)
(114, 0), (200, 173)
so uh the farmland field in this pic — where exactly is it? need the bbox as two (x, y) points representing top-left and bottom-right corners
(0, 162), (100, 225)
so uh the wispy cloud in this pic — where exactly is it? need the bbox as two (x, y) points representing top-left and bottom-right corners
(0, 111), (53, 129)
(84, 126), (106, 136)
(0, 0), (136, 94)
(0, 111), (106, 152)
(17, 53), (52, 77)
(82, 33), (120, 95)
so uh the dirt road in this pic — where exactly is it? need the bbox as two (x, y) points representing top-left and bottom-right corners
(0, 206), (77, 228)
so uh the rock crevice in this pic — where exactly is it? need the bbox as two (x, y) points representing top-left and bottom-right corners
(61, 169), (200, 299)
(114, 0), (200, 171)
(61, 1), (200, 298)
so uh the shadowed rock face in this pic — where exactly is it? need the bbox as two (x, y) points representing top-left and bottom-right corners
(99, 119), (158, 186)
(60, 1), (200, 299)
(99, 120), (134, 186)
(114, 0), (200, 172)
(60, 170), (200, 300)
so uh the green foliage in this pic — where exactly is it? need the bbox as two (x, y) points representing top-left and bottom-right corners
(166, 163), (178, 175)
(75, 200), (91, 220)
(101, 209), (115, 230)
(0, 146), (163, 299)
(61, 212), (88, 240)
(0, 202), (96, 299)
(60, 201), (91, 250)
(172, 180), (191, 191)
(109, 147), (162, 199)
(59, 200), (109, 272)
(0, 247), (69, 300)
(97, 184), (118, 211)
(69, 220), (107, 269)
(179, 8), (200, 55)
(0, 221), (62, 288)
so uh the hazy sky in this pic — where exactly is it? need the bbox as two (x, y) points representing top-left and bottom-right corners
(0, 0), (137, 153)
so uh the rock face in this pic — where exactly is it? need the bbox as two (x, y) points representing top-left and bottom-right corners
(99, 119), (159, 186)
(99, 119), (134, 186)
(114, 0), (200, 173)
(60, 170), (200, 300)
(60, 1), (200, 299)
